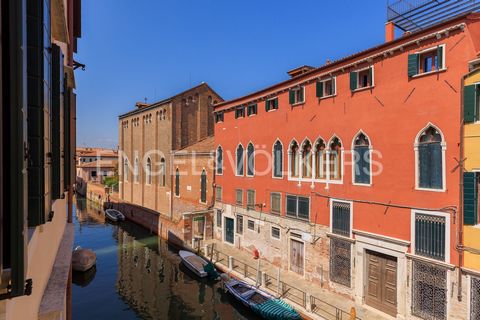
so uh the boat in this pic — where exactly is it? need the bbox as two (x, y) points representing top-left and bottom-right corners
(178, 250), (218, 279)
(224, 279), (302, 320)
(105, 208), (125, 222)
(72, 246), (97, 272)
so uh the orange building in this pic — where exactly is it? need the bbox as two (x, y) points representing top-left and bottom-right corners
(213, 13), (480, 319)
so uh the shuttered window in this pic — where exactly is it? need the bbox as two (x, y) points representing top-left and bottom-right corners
(215, 186), (222, 202)
(247, 220), (255, 230)
(236, 215), (243, 234)
(414, 213), (446, 261)
(417, 126), (443, 190)
(265, 97), (278, 112)
(247, 143), (254, 176)
(235, 106), (245, 119)
(271, 227), (280, 239)
(464, 172), (478, 225)
(331, 201), (351, 237)
(409, 46), (445, 77)
(270, 192), (281, 214)
(247, 189), (255, 210)
(235, 189), (243, 206)
(464, 84), (477, 123)
(216, 210), (222, 227)
(353, 133), (371, 185)
(273, 140), (283, 178)
(286, 195), (309, 221)
(350, 67), (374, 91)
(236, 144), (244, 176)
(63, 87), (71, 192)
(408, 53), (419, 77)
(316, 78), (336, 98)
(247, 104), (257, 116)
(214, 111), (224, 123)
(51, 44), (64, 200)
(289, 86), (304, 105)
(349, 71), (357, 91)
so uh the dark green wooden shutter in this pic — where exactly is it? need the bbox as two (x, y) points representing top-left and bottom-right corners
(289, 90), (295, 104)
(369, 67), (373, 86)
(437, 46), (443, 69)
(316, 81), (323, 98)
(464, 172), (478, 225)
(51, 44), (64, 200)
(408, 54), (419, 77)
(331, 78), (336, 95)
(350, 72), (357, 91)
(464, 85), (476, 123)
(265, 99), (269, 111)
(273, 98), (278, 109)
(64, 86), (71, 191)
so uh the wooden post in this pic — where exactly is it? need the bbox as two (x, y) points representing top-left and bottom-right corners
(228, 256), (233, 270)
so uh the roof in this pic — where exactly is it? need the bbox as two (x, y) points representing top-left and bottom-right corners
(79, 160), (117, 169)
(118, 82), (223, 119)
(174, 136), (214, 154)
(214, 12), (479, 110)
(77, 148), (118, 158)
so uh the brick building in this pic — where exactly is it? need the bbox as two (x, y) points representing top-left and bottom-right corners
(213, 13), (480, 319)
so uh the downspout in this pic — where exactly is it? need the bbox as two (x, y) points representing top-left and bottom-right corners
(170, 153), (174, 221)
(458, 76), (466, 302)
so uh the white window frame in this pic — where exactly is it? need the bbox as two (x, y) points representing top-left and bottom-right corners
(291, 86), (305, 105)
(266, 97), (278, 112)
(318, 77), (337, 99)
(354, 66), (375, 91)
(329, 198), (354, 239)
(412, 44), (447, 78)
(235, 106), (245, 119)
(271, 226), (281, 240)
(351, 130), (373, 187)
(246, 189), (256, 210)
(272, 139), (284, 179)
(247, 104), (257, 117)
(235, 188), (243, 206)
(287, 140), (300, 182)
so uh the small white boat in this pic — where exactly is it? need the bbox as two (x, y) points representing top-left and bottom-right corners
(105, 209), (125, 222)
(179, 250), (211, 278)
(72, 246), (96, 272)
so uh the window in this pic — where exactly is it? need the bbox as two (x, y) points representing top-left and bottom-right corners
(235, 106), (245, 119)
(408, 45), (445, 77)
(265, 97), (278, 112)
(215, 186), (222, 202)
(271, 227), (280, 239)
(273, 140), (283, 178)
(236, 215), (243, 234)
(146, 157), (152, 185)
(289, 86), (305, 105)
(289, 140), (300, 178)
(247, 143), (255, 176)
(215, 111), (224, 123)
(329, 238), (351, 287)
(416, 126), (444, 190)
(353, 133), (371, 185)
(464, 83), (479, 123)
(235, 189), (243, 206)
(216, 210), (222, 227)
(247, 104), (257, 116)
(248, 220), (255, 231)
(414, 212), (446, 261)
(247, 189), (255, 210)
(134, 157), (139, 183)
(331, 201), (351, 237)
(175, 168), (180, 196)
(301, 140), (312, 178)
(124, 158), (129, 182)
(270, 192), (281, 214)
(316, 78), (336, 98)
(463, 172), (479, 225)
(286, 195), (309, 220)
(216, 146), (223, 175)
(412, 261), (447, 320)
(471, 276), (480, 320)
(350, 66), (374, 91)
(329, 137), (342, 180)
(315, 139), (326, 179)
(236, 144), (244, 176)
(160, 158), (166, 186)
(200, 170), (207, 203)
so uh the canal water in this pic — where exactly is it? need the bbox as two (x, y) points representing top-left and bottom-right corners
(72, 198), (261, 320)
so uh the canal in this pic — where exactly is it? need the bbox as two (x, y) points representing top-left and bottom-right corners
(72, 198), (261, 320)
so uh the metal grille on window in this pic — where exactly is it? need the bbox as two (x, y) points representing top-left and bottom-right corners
(471, 276), (480, 320)
(415, 213), (445, 261)
(329, 238), (351, 287)
(412, 261), (447, 320)
(332, 201), (351, 237)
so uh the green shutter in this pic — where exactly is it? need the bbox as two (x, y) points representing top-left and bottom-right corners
(316, 81), (323, 98)
(299, 87), (304, 102)
(265, 99), (269, 111)
(408, 54), (419, 77)
(51, 44), (63, 200)
(464, 85), (476, 123)
(350, 72), (357, 91)
(369, 67), (374, 86)
(437, 46), (443, 70)
(64, 86), (71, 191)
(464, 172), (478, 225)
(289, 89), (295, 104)
(273, 98), (278, 109)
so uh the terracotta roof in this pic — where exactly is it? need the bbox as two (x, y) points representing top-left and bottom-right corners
(79, 160), (117, 169)
(77, 148), (118, 158)
(174, 136), (214, 153)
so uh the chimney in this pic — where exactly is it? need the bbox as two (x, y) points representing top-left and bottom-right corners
(385, 21), (395, 42)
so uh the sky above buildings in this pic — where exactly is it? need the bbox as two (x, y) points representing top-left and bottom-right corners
(76, 0), (388, 149)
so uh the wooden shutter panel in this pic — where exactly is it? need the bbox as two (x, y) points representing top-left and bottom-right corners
(408, 54), (419, 77)
(51, 44), (64, 200)
(289, 90), (295, 104)
(64, 86), (71, 191)
(265, 99), (269, 111)
(299, 87), (304, 102)
(464, 85), (476, 123)
(350, 72), (357, 91)
(369, 66), (374, 86)
(437, 46), (443, 69)
(464, 172), (478, 225)
(273, 98), (278, 109)
(316, 81), (323, 98)
(418, 144), (431, 188)
(430, 143), (443, 189)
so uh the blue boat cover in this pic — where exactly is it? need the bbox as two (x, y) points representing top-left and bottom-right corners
(251, 298), (302, 320)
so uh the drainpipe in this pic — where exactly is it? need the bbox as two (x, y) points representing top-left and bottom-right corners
(170, 154), (174, 221)
(458, 77), (466, 302)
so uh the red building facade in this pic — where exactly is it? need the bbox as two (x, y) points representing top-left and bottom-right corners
(213, 14), (480, 319)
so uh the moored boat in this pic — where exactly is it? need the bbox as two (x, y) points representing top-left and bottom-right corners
(72, 246), (97, 272)
(179, 250), (218, 279)
(224, 279), (302, 320)
(105, 208), (125, 222)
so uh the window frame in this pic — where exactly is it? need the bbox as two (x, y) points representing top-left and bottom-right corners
(329, 199), (353, 238)
(247, 104), (257, 116)
(214, 111), (224, 123)
(265, 97), (279, 112)
(289, 86), (305, 105)
(246, 189), (255, 210)
(215, 185), (222, 202)
(175, 168), (180, 197)
(272, 140), (284, 179)
(247, 219), (255, 231)
(270, 192), (282, 215)
(200, 169), (207, 204)
(134, 157), (140, 183)
(285, 194), (310, 221)
(317, 77), (337, 99)
(235, 106), (245, 119)
(351, 131), (372, 186)
(216, 146), (223, 175)
(351, 66), (375, 92)
(236, 214), (244, 235)
(216, 209), (222, 228)
(411, 44), (447, 78)
(145, 157), (152, 185)
(246, 143), (255, 177)
(271, 226), (281, 240)
(235, 143), (244, 177)
(235, 189), (243, 206)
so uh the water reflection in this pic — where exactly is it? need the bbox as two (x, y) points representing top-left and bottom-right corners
(73, 199), (261, 320)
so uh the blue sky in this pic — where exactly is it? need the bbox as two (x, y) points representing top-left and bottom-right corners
(75, 0), (389, 149)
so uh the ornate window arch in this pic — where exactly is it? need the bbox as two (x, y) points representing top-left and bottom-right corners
(236, 144), (244, 176)
(160, 158), (166, 187)
(301, 139), (313, 178)
(123, 157), (129, 182)
(134, 157), (139, 183)
(273, 140), (283, 178)
(216, 146), (223, 175)
(352, 132), (371, 185)
(146, 157), (152, 185)
(328, 136), (342, 181)
(415, 124), (445, 190)
(289, 140), (300, 178)
(314, 138), (326, 180)
(200, 169), (207, 203)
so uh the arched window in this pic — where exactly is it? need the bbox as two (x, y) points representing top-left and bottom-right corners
(273, 140), (283, 178)
(175, 168), (180, 196)
(289, 140), (299, 178)
(216, 146), (223, 175)
(247, 143), (255, 177)
(329, 137), (342, 180)
(353, 133), (371, 184)
(146, 157), (152, 185)
(134, 157), (139, 183)
(315, 139), (326, 179)
(160, 158), (166, 186)
(236, 144), (244, 176)
(301, 140), (312, 178)
(200, 170), (207, 203)
(417, 126), (443, 189)
(124, 158), (129, 182)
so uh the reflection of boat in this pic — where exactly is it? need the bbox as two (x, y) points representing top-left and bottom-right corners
(225, 279), (302, 320)
(72, 246), (97, 272)
(73, 265), (97, 287)
(179, 250), (217, 278)
(105, 209), (125, 222)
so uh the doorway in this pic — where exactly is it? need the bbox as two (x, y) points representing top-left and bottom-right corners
(289, 238), (304, 275)
(224, 217), (234, 244)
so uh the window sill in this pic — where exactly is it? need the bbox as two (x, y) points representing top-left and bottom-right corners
(246, 174), (255, 178)
(318, 94), (337, 100)
(415, 187), (446, 193)
(290, 101), (305, 107)
(326, 232), (355, 243)
(410, 68), (447, 79)
(352, 86), (374, 93)
(247, 114), (257, 117)
(352, 182), (372, 187)
(272, 175), (284, 179)
(266, 108), (278, 112)
(405, 253), (454, 270)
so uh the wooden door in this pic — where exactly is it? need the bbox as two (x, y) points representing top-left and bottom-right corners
(290, 239), (304, 275)
(365, 250), (397, 317)
(224, 217), (234, 244)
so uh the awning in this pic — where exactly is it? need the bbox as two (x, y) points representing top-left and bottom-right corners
(51, 0), (69, 44)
